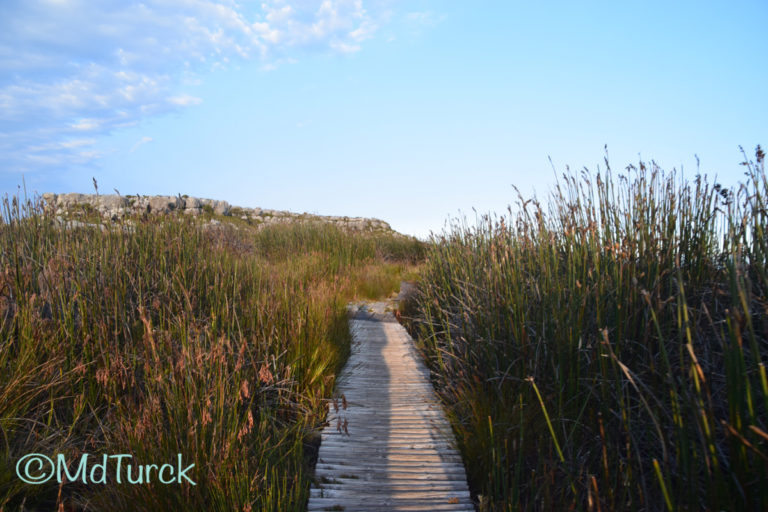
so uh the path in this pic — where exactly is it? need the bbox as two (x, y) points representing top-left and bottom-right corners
(307, 302), (474, 512)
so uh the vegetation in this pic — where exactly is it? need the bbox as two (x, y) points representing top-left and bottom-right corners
(6, 145), (764, 511)
(409, 147), (768, 510)
(0, 203), (423, 511)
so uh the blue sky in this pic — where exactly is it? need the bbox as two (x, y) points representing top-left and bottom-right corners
(2, 1), (766, 237)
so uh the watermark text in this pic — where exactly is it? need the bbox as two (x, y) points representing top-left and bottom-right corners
(16, 453), (196, 485)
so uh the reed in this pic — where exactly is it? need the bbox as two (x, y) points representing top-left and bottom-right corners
(0, 201), (423, 511)
(411, 147), (768, 510)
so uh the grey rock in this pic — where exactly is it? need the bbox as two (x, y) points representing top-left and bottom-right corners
(58, 193), (85, 206)
(96, 195), (129, 210)
(148, 196), (176, 214)
(213, 200), (230, 216)
(39, 192), (393, 233)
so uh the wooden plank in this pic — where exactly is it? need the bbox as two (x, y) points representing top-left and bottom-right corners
(308, 497), (474, 512)
(307, 302), (474, 511)
(312, 483), (471, 493)
(315, 460), (470, 470)
(314, 469), (470, 480)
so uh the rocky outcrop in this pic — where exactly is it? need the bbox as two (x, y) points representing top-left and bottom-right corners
(40, 193), (392, 232)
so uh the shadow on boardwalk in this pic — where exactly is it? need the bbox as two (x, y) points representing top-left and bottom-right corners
(307, 303), (474, 512)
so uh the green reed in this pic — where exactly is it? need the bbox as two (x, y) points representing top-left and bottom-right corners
(411, 147), (768, 510)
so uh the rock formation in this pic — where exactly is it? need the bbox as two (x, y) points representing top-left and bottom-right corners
(40, 193), (393, 232)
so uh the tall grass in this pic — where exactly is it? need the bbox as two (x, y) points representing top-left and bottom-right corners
(252, 222), (424, 300)
(253, 222), (425, 265)
(411, 147), (768, 510)
(0, 202), (422, 511)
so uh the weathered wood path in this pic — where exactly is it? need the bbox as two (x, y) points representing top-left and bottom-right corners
(307, 302), (474, 511)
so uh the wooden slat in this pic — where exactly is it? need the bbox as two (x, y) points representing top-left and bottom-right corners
(307, 302), (475, 511)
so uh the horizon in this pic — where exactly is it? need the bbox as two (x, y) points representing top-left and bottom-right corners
(2, 1), (766, 238)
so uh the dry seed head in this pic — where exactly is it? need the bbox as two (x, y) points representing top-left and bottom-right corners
(239, 379), (250, 402)
(202, 409), (212, 426)
(237, 409), (255, 442)
(235, 341), (247, 372)
(258, 363), (274, 385)
(95, 367), (109, 387)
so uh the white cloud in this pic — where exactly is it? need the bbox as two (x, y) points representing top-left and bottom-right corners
(168, 94), (203, 106)
(71, 118), (101, 131)
(29, 138), (95, 151)
(59, 139), (96, 149)
(330, 41), (362, 54)
(0, 0), (391, 172)
(349, 20), (376, 42)
(129, 136), (153, 152)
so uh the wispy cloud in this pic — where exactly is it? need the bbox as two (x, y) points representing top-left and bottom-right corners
(0, 0), (390, 173)
(71, 119), (102, 131)
(168, 94), (203, 107)
(404, 10), (446, 30)
(129, 136), (153, 153)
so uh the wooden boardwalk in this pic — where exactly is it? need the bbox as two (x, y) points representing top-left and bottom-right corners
(307, 302), (474, 512)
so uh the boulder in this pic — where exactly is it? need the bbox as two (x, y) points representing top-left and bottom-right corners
(212, 200), (231, 216)
(148, 196), (177, 214)
(58, 193), (85, 206)
(96, 195), (129, 210)
(185, 197), (202, 209)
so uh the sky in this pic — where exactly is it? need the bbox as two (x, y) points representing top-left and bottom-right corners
(1, 1), (767, 238)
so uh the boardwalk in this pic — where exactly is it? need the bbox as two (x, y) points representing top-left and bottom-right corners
(307, 302), (474, 512)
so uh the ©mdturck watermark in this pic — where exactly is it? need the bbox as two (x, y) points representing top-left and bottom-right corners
(16, 453), (196, 486)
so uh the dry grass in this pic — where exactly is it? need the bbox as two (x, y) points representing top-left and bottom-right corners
(0, 204), (424, 511)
